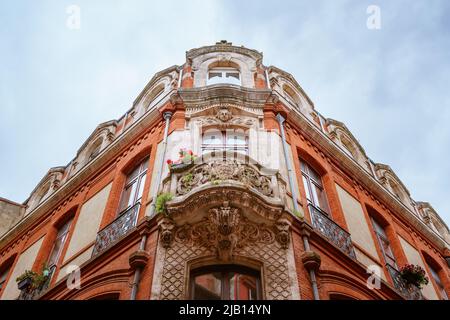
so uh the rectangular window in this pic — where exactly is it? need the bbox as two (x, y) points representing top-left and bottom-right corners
(300, 160), (329, 214)
(47, 218), (73, 274)
(428, 265), (448, 300)
(0, 267), (10, 291)
(371, 217), (397, 268)
(118, 157), (149, 214)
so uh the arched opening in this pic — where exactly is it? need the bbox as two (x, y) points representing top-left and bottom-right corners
(207, 61), (241, 86)
(87, 138), (103, 162)
(87, 292), (120, 300)
(190, 264), (261, 300)
(282, 84), (300, 107)
(145, 84), (165, 110)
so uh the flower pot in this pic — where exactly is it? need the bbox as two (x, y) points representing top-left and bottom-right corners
(169, 162), (194, 173)
(17, 276), (33, 291)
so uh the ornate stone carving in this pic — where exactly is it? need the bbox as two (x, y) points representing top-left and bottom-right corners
(159, 218), (175, 249)
(176, 161), (273, 197)
(163, 202), (289, 262)
(275, 218), (291, 249)
(216, 107), (233, 122)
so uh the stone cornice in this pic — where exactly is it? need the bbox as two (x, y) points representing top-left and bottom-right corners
(186, 42), (263, 65)
(178, 85), (271, 110)
(0, 94), (170, 250)
(286, 107), (450, 251)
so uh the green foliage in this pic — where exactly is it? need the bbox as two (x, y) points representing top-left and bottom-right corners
(182, 173), (193, 183)
(16, 264), (51, 289)
(155, 193), (173, 214)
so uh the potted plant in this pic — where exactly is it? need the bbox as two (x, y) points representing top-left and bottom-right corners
(167, 149), (197, 173)
(16, 270), (37, 291)
(399, 264), (429, 288)
(16, 264), (51, 291)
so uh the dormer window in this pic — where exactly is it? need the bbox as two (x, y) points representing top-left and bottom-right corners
(207, 68), (241, 86)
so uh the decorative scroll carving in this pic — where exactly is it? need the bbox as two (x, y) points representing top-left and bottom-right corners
(176, 161), (273, 197)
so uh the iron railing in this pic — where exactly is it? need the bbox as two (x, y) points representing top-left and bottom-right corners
(308, 204), (356, 259)
(92, 203), (140, 257)
(386, 264), (423, 300)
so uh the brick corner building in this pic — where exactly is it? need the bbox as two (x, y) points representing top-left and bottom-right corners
(0, 42), (449, 300)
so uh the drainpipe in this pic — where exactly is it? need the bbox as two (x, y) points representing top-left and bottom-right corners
(129, 234), (148, 300)
(148, 111), (173, 217)
(302, 235), (320, 300)
(265, 69), (271, 89)
(276, 113), (300, 214)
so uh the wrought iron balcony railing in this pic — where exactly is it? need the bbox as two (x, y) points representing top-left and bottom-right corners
(386, 264), (423, 300)
(308, 204), (356, 259)
(92, 202), (140, 257)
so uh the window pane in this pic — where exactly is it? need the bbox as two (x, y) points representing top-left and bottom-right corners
(194, 273), (222, 300)
(136, 174), (146, 202)
(119, 182), (137, 212)
(0, 268), (9, 290)
(47, 237), (64, 267)
(302, 175), (312, 202)
(229, 273), (258, 300)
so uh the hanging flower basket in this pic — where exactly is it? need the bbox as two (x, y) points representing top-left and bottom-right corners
(167, 149), (197, 173)
(399, 264), (429, 288)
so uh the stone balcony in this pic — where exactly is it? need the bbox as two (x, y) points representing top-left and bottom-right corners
(161, 157), (288, 209)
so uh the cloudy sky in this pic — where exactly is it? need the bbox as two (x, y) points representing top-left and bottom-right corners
(1, 1), (449, 226)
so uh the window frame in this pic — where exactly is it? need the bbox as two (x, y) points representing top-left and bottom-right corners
(117, 156), (149, 215)
(47, 218), (74, 276)
(300, 159), (330, 214)
(190, 265), (262, 300)
(428, 264), (448, 300)
(207, 67), (241, 86)
(201, 129), (249, 155)
(370, 217), (398, 269)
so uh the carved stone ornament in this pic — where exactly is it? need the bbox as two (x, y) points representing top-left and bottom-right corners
(159, 218), (176, 248)
(176, 160), (273, 197)
(160, 202), (290, 261)
(216, 107), (233, 122)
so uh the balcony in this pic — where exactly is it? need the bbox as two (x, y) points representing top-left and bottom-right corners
(386, 264), (423, 300)
(162, 158), (286, 202)
(92, 203), (140, 257)
(308, 204), (356, 259)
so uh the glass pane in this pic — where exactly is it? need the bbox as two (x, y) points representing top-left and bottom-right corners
(208, 72), (222, 79)
(193, 273), (222, 300)
(119, 182), (137, 212)
(136, 174), (146, 202)
(0, 268), (9, 289)
(226, 131), (246, 145)
(229, 273), (258, 300)
(141, 157), (149, 172)
(126, 165), (141, 184)
(48, 237), (64, 267)
(302, 176), (312, 202)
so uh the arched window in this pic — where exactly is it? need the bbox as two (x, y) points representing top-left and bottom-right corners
(88, 139), (103, 162)
(190, 265), (261, 300)
(202, 128), (248, 155)
(117, 156), (149, 214)
(146, 84), (165, 110)
(283, 85), (299, 107)
(300, 159), (329, 214)
(207, 67), (241, 86)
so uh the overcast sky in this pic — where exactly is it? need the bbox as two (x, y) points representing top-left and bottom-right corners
(1, 1), (449, 226)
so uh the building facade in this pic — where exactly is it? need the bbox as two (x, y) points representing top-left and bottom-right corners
(0, 41), (449, 300)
